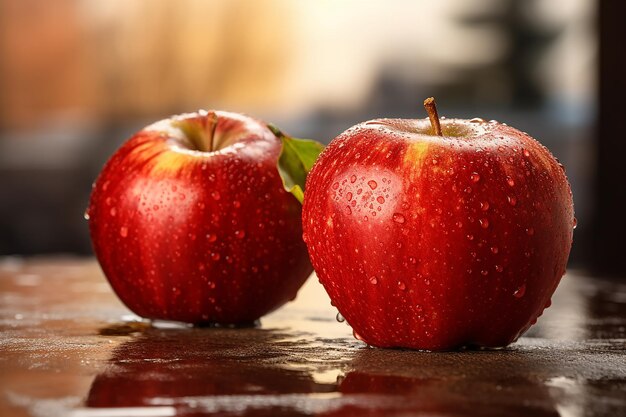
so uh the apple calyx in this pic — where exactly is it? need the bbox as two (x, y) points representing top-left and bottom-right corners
(423, 97), (443, 136)
(270, 124), (325, 204)
(174, 111), (220, 152)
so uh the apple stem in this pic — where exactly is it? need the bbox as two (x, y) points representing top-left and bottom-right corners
(424, 97), (443, 136)
(205, 111), (219, 151)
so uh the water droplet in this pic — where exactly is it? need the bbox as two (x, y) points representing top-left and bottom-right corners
(469, 117), (485, 123)
(480, 270), (489, 276)
(506, 177), (515, 187)
(376, 196), (385, 204)
(332, 182), (339, 190)
(523, 149), (530, 157)
(83, 209), (90, 220)
(470, 172), (480, 183)
(495, 265), (504, 273)
(119, 226), (128, 237)
(490, 246), (499, 254)
(347, 192), (353, 201)
(526, 227), (535, 236)
(344, 206), (352, 215)
(357, 188), (363, 195)
(207, 233), (217, 242)
(350, 175), (357, 183)
(479, 218), (489, 229)
(211, 252), (220, 261)
(456, 221), (463, 228)
(369, 276), (378, 285)
(431, 158), (438, 165)
(480, 201), (490, 211)
(233, 200), (241, 208)
(336, 312), (345, 323)
(507, 195), (517, 206)
(466, 234), (474, 241)
(514, 284), (526, 298)
(110, 207), (117, 217)
(398, 281), (406, 291)
(392, 213), (406, 224)
(464, 187), (472, 194)
(572, 217), (577, 230)
(211, 191), (221, 200)
(235, 230), (246, 239)
(367, 180), (378, 190)
(409, 257), (417, 264)
(353, 330), (366, 342)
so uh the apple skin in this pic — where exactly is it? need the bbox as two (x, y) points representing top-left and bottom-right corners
(302, 118), (574, 350)
(87, 110), (312, 324)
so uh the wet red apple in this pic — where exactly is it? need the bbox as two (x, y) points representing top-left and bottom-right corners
(87, 110), (313, 324)
(302, 98), (575, 350)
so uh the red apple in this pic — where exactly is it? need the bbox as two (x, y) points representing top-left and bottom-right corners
(87, 110), (313, 324)
(302, 99), (574, 350)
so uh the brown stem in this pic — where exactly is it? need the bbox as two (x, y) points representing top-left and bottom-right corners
(205, 111), (218, 151)
(423, 97), (443, 136)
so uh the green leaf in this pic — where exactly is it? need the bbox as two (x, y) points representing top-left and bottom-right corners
(270, 124), (325, 204)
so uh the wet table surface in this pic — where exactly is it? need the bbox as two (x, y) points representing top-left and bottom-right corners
(0, 257), (625, 417)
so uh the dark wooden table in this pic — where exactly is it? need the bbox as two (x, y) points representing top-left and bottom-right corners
(1, 257), (625, 417)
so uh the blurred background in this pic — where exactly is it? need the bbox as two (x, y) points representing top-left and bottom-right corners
(0, 0), (622, 275)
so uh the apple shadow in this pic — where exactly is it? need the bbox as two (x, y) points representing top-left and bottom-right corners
(86, 325), (339, 417)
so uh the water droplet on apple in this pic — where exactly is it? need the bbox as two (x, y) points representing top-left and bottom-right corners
(431, 158), (438, 165)
(345, 206), (352, 215)
(376, 196), (385, 204)
(398, 281), (406, 291)
(506, 177), (515, 187)
(392, 213), (405, 224)
(83, 209), (90, 220)
(233, 200), (241, 208)
(464, 187), (472, 194)
(480, 270), (489, 276)
(572, 217), (578, 230)
(332, 182), (339, 190)
(105, 197), (112, 206)
(119, 226), (128, 237)
(211, 191), (221, 200)
(235, 230), (246, 239)
(346, 192), (353, 201)
(495, 265), (504, 273)
(110, 207), (117, 217)
(514, 284), (526, 298)
(409, 257), (417, 264)
(526, 227), (535, 236)
(369, 276), (378, 285)
(479, 218), (489, 229)
(211, 252), (220, 261)
(466, 234), (474, 241)
(206, 233), (217, 242)
(456, 221), (463, 228)
(490, 246), (499, 254)
(367, 180), (378, 190)
(507, 195), (517, 206)
(480, 201), (490, 211)
(350, 175), (357, 183)
(336, 312), (345, 322)
(469, 118), (485, 123)
(470, 172), (480, 183)
(523, 149), (530, 157)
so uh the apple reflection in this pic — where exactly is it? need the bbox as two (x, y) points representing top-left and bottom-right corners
(87, 325), (336, 417)
(320, 347), (560, 417)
